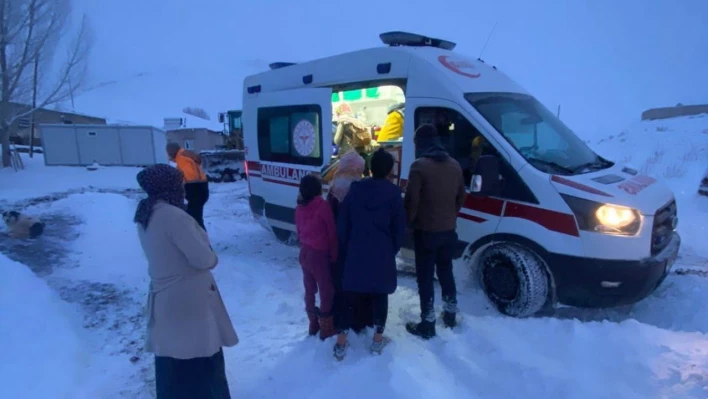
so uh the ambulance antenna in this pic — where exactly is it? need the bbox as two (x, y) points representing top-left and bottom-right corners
(478, 21), (499, 60)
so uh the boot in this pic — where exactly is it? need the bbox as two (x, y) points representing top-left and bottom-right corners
(319, 315), (336, 340)
(333, 332), (349, 361)
(333, 341), (349, 361)
(307, 308), (320, 336)
(406, 320), (436, 340)
(370, 336), (391, 355)
(442, 311), (457, 329)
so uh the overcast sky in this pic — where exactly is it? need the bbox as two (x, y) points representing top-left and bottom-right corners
(72, 0), (707, 138)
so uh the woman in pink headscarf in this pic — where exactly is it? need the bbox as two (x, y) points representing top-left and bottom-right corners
(330, 151), (365, 205)
(326, 151), (374, 334)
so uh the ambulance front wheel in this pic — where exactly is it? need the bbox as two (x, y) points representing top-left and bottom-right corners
(478, 243), (549, 318)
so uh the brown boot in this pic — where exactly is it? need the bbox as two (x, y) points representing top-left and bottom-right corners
(319, 315), (336, 340)
(307, 309), (320, 336)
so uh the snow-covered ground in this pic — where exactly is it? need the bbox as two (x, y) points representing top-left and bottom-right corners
(1, 115), (708, 398)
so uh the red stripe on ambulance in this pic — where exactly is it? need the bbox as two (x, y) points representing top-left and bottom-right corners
(262, 177), (300, 187)
(502, 201), (579, 237)
(463, 196), (504, 216)
(246, 161), (580, 237)
(458, 212), (487, 223)
(461, 195), (579, 236)
(246, 161), (261, 172)
(551, 175), (612, 197)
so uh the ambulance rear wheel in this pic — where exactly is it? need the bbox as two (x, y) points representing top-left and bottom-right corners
(479, 243), (549, 318)
(272, 227), (297, 246)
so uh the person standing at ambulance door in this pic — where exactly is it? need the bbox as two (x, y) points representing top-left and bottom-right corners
(167, 143), (210, 231)
(295, 175), (338, 340)
(326, 150), (374, 334)
(404, 124), (466, 340)
(333, 149), (406, 360)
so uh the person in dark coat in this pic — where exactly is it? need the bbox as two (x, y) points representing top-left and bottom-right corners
(333, 148), (406, 361)
(404, 124), (466, 340)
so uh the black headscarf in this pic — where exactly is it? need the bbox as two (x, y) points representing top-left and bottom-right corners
(414, 124), (449, 162)
(133, 164), (186, 229)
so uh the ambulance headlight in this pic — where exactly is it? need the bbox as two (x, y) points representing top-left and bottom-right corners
(561, 194), (642, 236)
(595, 205), (637, 229)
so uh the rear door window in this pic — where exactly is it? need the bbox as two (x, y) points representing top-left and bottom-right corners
(257, 105), (323, 166)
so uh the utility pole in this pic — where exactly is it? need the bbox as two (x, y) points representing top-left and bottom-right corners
(557, 104), (561, 119)
(30, 54), (39, 158)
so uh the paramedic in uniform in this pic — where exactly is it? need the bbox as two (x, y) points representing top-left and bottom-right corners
(404, 124), (466, 340)
(376, 102), (404, 142)
(167, 143), (210, 231)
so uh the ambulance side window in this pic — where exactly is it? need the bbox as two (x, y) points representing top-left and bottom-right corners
(257, 105), (323, 166)
(414, 107), (500, 182)
(413, 107), (538, 204)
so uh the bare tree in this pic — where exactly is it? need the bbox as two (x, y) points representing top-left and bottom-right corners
(183, 106), (211, 120)
(0, 0), (92, 167)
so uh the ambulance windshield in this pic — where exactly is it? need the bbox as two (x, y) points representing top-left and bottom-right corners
(465, 92), (609, 175)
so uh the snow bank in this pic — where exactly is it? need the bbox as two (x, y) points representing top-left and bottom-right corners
(0, 254), (86, 399)
(590, 114), (708, 258)
(0, 153), (141, 202)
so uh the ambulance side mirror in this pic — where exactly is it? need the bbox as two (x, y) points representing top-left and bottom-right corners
(470, 155), (501, 197)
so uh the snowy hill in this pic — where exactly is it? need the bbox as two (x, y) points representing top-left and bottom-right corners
(589, 113), (708, 261)
(70, 69), (242, 128)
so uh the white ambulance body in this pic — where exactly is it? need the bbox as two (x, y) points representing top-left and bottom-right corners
(242, 32), (680, 317)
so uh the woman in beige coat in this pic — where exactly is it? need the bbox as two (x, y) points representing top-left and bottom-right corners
(134, 164), (239, 399)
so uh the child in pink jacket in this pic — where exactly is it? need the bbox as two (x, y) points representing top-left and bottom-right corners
(295, 174), (338, 340)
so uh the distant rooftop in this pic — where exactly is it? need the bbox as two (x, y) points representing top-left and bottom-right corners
(163, 112), (224, 132)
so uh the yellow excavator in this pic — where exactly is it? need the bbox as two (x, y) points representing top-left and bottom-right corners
(218, 110), (244, 150)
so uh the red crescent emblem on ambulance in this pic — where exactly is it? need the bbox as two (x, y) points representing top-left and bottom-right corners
(438, 55), (481, 78)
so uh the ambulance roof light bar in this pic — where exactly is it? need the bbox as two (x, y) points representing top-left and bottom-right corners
(379, 31), (457, 51)
(269, 62), (297, 70)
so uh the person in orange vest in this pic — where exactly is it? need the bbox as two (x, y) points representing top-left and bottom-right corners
(166, 143), (209, 231)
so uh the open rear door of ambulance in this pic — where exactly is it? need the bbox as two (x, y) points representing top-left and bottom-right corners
(243, 87), (333, 170)
(242, 87), (333, 235)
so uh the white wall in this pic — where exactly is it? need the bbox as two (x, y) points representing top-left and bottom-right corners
(152, 129), (168, 164)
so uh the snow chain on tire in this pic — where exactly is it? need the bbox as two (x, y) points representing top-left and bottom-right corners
(479, 243), (549, 318)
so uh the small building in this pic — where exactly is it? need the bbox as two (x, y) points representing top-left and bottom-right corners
(641, 104), (708, 121)
(3, 102), (107, 146)
(39, 124), (168, 166)
(163, 114), (225, 153)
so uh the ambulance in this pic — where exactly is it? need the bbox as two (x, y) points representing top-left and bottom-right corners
(241, 31), (680, 318)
